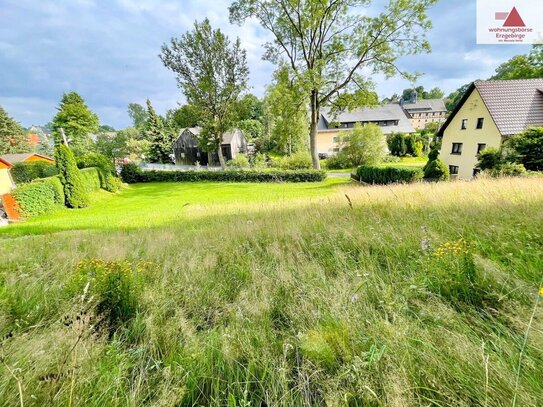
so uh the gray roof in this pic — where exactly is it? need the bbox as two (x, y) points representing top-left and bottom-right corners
(179, 127), (243, 145)
(475, 79), (543, 136)
(0, 153), (54, 164)
(402, 99), (446, 112)
(320, 104), (415, 134)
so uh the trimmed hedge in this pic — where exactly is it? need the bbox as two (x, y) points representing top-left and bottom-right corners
(80, 167), (103, 193)
(55, 144), (89, 208)
(357, 165), (423, 185)
(121, 163), (326, 183)
(11, 161), (58, 184)
(12, 176), (64, 218)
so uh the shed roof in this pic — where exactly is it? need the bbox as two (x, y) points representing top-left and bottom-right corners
(0, 153), (54, 164)
(437, 79), (543, 137)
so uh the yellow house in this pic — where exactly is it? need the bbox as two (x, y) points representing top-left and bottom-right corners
(437, 79), (543, 180)
(0, 157), (15, 195)
(317, 104), (415, 157)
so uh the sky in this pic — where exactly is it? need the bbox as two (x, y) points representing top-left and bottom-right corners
(0, 0), (532, 129)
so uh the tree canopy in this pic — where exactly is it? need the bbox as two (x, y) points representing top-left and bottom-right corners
(492, 45), (543, 80)
(161, 19), (249, 168)
(0, 106), (28, 155)
(51, 92), (99, 155)
(128, 103), (149, 131)
(230, 0), (437, 168)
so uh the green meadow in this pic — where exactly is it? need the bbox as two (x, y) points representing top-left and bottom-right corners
(1, 177), (542, 406)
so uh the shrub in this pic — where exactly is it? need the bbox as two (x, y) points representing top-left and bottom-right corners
(412, 140), (424, 157)
(120, 163), (143, 183)
(356, 165), (423, 184)
(476, 147), (502, 171)
(11, 176), (64, 217)
(79, 167), (102, 193)
(226, 154), (251, 170)
(121, 164), (326, 183)
(486, 163), (527, 177)
(335, 123), (386, 167)
(325, 154), (353, 170)
(387, 132), (407, 156)
(55, 144), (89, 208)
(381, 155), (401, 163)
(271, 152), (313, 170)
(77, 153), (116, 175)
(104, 172), (122, 192)
(507, 127), (543, 171)
(10, 161), (58, 184)
(423, 159), (450, 181)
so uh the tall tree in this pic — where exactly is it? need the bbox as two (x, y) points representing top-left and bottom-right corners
(51, 92), (99, 155)
(0, 106), (28, 154)
(264, 65), (308, 155)
(161, 19), (249, 169)
(127, 103), (149, 131)
(146, 99), (173, 163)
(236, 94), (264, 121)
(230, 0), (437, 169)
(170, 104), (202, 129)
(492, 45), (543, 80)
(445, 83), (471, 112)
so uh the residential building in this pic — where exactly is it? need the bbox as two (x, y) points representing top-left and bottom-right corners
(402, 98), (448, 130)
(436, 78), (543, 180)
(0, 157), (15, 195)
(0, 153), (55, 166)
(317, 104), (415, 157)
(173, 127), (248, 166)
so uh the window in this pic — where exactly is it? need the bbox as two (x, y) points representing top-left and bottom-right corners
(449, 165), (459, 175)
(476, 118), (484, 129)
(477, 143), (486, 155)
(451, 143), (463, 155)
(461, 119), (468, 130)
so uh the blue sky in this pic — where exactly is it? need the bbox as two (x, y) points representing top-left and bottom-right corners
(0, 0), (531, 129)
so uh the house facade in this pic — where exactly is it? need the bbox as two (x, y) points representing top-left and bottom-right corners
(436, 79), (543, 180)
(173, 127), (248, 166)
(317, 104), (415, 157)
(0, 157), (14, 195)
(402, 99), (448, 130)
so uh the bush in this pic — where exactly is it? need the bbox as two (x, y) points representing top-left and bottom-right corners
(55, 144), (89, 208)
(507, 127), (543, 171)
(104, 173), (122, 192)
(335, 123), (386, 167)
(77, 153), (116, 175)
(424, 159), (450, 181)
(11, 161), (58, 184)
(121, 164), (326, 183)
(356, 165), (423, 184)
(476, 147), (502, 171)
(11, 176), (64, 217)
(486, 163), (527, 177)
(382, 155), (401, 163)
(387, 132), (407, 156)
(325, 154), (353, 170)
(226, 154), (251, 170)
(79, 167), (102, 193)
(271, 152), (313, 170)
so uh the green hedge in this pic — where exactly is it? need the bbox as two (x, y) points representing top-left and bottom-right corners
(121, 163), (326, 183)
(12, 176), (64, 218)
(356, 165), (423, 185)
(80, 167), (103, 193)
(11, 161), (58, 184)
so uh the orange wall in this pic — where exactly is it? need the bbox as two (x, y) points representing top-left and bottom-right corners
(25, 155), (54, 163)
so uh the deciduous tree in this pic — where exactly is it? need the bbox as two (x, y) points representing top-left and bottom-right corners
(230, 0), (437, 168)
(160, 19), (249, 169)
(0, 106), (28, 154)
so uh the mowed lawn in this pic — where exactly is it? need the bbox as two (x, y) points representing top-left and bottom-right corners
(1, 177), (543, 406)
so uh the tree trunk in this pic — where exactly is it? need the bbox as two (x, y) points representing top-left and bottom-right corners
(217, 144), (226, 170)
(309, 91), (320, 169)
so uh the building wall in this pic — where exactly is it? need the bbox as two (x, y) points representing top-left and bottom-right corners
(439, 89), (502, 180)
(0, 169), (14, 195)
(316, 130), (343, 155)
(409, 112), (447, 130)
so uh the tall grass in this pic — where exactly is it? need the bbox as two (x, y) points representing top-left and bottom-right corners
(0, 178), (542, 406)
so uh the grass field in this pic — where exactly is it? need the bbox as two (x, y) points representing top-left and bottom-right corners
(1, 177), (542, 406)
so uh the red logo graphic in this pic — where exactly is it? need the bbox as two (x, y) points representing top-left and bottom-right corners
(495, 7), (526, 27)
